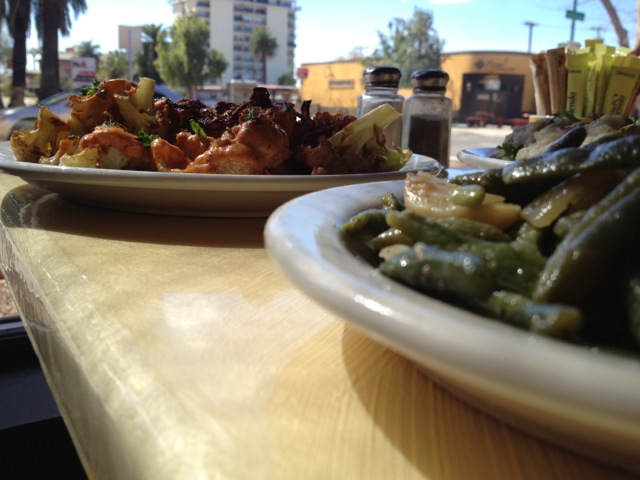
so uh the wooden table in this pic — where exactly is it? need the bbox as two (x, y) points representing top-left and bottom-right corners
(0, 172), (636, 480)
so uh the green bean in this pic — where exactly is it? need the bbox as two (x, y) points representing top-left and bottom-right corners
(385, 210), (469, 248)
(485, 291), (583, 339)
(542, 125), (587, 153)
(379, 243), (495, 299)
(533, 167), (640, 304)
(370, 228), (413, 250)
(552, 210), (585, 239)
(387, 210), (514, 243)
(451, 164), (560, 205)
(341, 209), (389, 239)
(501, 147), (591, 184)
(341, 145), (640, 351)
(381, 192), (404, 211)
(386, 210), (546, 295)
(587, 130), (624, 146)
(502, 135), (640, 185)
(520, 169), (625, 228)
(451, 184), (486, 206)
(580, 134), (640, 170)
(449, 167), (505, 191)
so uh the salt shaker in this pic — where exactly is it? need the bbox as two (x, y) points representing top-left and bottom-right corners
(356, 65), (404, 147)
(401, 69), (452, 168)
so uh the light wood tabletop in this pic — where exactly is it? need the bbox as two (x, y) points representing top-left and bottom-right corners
(0, 171), (637, 480)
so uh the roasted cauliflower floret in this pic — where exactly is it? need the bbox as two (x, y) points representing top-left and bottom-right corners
(42, 125), (154, 170)
(149, 138), (191, 171)
(183, 112), (290, 174)
(9, 106), (71, 163)
(67, 77), (158, 137)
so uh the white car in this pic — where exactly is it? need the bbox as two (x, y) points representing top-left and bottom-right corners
(0, 84), (184, 140)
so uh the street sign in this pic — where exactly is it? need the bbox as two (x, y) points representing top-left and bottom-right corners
(566, 10), (585, 21)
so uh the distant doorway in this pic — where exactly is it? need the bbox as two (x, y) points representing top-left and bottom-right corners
(459, 73), (525, 123)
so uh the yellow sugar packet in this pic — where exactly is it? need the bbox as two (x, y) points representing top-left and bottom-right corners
(584, 61), (597, 116)
(593, 43), (616, 114)
(602, 52), (640, 115)
(583, 40), (603, 116)
(585, 39), (603, 49)
(566, 48), (592, 117)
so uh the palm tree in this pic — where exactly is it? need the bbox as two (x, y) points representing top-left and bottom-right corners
(35, 0), (87, 99)
(96, 50), (127, 80)
(136, 23), (163, 83)
(7, 0), (31, 107)
(76, 40), (100, 60)
(249, 26), (277, 84)
(0, 0), (7, 108)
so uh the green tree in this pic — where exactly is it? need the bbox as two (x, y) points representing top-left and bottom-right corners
(367, 7), (444, 88)
(156, 12), (228, 96)
(206, 48), (228, 84)
(249, 26), (277, 83)
(96, 50), (127, 80)
(35, 0), (87, 99)
(7, 0), (31, 107)
(277, 72), (296, 86)
(76, 40), (100, 60)
(135, 23), (163, 82)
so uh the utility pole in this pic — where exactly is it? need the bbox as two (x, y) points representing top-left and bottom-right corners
(524, 21), (538, 53)
(570, 0), (578, 41)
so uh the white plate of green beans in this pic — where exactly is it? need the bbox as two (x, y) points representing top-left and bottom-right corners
(265, 175), (640, 474)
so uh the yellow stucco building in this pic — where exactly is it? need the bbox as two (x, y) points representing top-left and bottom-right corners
(297, 51), (536, 123)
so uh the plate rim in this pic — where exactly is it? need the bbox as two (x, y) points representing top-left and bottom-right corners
(456, 147), (511, 169)
(0, 141), (440, 192)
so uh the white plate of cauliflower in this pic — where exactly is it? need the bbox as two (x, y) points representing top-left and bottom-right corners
(0, 141), (439, 217)
(1, 78), (439, 217)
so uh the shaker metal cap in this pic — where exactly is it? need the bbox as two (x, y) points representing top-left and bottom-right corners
(363, 65), (402, 87)
(411, 69), (449, 90)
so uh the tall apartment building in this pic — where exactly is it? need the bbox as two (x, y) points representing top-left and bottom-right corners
(171, 0), (297, 86)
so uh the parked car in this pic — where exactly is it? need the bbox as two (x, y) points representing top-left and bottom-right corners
(0, 84), (185, 141)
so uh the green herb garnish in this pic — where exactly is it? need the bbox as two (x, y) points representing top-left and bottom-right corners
(496, 142), (522, 160)
(189, 119), (207, 138)
(81, 79), (101, 97)
(138, 129), (161, 148)
(242, 107), (259, 121)
(554, 110), (583, 124)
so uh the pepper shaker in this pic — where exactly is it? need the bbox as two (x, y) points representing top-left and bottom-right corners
(401, 69), (452, 168)
(356, 65), (404, 147)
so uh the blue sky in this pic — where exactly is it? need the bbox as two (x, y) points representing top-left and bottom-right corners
(28, 0), (638, 67)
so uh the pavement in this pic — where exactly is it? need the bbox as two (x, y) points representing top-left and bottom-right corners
(450, 123), (508, 166)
